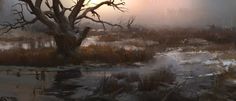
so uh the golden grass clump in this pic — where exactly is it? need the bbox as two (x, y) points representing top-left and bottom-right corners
(79, 45), (154, 64)
(0, 44), (154, 66)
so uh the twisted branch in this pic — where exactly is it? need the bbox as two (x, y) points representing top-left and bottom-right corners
(0, 3), (38, 34)
(84, 16), (123, 29)
(0, 0), (125, 34)
(76, 0), (125, 30)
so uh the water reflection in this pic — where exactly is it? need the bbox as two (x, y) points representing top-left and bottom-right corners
(0, 67), (55, 101)
(43, 69), (81, 100)
(0, 67), (85, 101)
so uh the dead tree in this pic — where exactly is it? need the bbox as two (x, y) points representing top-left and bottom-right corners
(126, 16), (135, 31)
(0, 0), (125, 58)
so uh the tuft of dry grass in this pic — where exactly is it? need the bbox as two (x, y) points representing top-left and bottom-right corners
(97, 34), (123, 42)
(95, 67), (189, 101)
(0, 44), (154, 66)
(138, 68), (176, 91)
(0, 48), (61, 66)
(96, 67), (176, 94)
(96, 76), (132, 94)
(111, 72), (140, 83)
(98, 28), (236, 50)
(79, 45), (154, 64)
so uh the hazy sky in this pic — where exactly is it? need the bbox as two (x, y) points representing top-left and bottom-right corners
(1, 0), (236, 28)
(122, 0), (236, 27)
(0, 0), (3, 11)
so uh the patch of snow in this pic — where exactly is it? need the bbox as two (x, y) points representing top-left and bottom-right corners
(0, 43), (15, 50)
(120, 39), (159, 46)
(225, 79), (236, 86)
(203, 59), (236, 71)
(22, 43), (30, 50)
(221, 59), (236, 66)
(203, 60), (220, 65)
(180, 59), (202, 65)
(197, 71), (222, 78)
(81, 36), (99, 47)
(97, 29), (105, 32)
(232, 80), (236, 84)
(133, 62), (145, 66)
(44, 42), (52, 47)
(82, 37), (150, 51)
(185, 38), (209, 45)
(156, 51), (213, 65)
(122, 45), (144, 51)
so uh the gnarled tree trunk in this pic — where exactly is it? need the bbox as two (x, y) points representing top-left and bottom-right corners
(54, 27), (90, 58)
(1, 0), (124, 64)
(54, 35), (77, 57)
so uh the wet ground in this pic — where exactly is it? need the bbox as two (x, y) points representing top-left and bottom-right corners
(0, 49), (236, 101)
(0, 65), (133, 101)
(0, 33), (236, 100)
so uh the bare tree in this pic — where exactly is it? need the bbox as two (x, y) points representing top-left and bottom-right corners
(126, 16), (135, 30)
(0, 0), (125, 58)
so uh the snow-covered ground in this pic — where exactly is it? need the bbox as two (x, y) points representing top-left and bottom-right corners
(82, 36), (159, 51)
(0, 35), (158, 51)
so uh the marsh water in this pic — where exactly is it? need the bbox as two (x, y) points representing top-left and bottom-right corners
(0, 49), (236, 101)
(0, 65), (130, 101)
(0, 34), (236, 101)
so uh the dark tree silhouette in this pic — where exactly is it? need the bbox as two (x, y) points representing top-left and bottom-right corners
(0, 0), (125, 58)
(127, 16), (135, 30)
(0, 0), (3, 11)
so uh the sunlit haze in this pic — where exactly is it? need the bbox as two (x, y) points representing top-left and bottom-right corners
(1, 0), (236, 28)
(0, 1), (236, 101)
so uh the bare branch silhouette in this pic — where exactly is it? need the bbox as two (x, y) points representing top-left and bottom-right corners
(127, 16), (135, 30)
(0, 0), (125, 58)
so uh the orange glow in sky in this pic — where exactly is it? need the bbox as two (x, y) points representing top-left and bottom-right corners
(1, 0), (236, 28)
(66, 0), (236, 27)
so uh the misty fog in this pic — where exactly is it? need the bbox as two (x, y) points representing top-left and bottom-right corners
(123, 0), (236, 28)
(0, 0), (3, 11)
(0, 0), (236, 28)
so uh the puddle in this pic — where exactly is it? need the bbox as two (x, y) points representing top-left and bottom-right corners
(0, 50), (236, 100)
(0, 67), (58, 101)
(0, 66), (134, 101)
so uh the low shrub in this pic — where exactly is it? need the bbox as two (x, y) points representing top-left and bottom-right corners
(111, 72), (140, 82)
(138, 67), (176, 91)
(96, 76), (132, 94)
